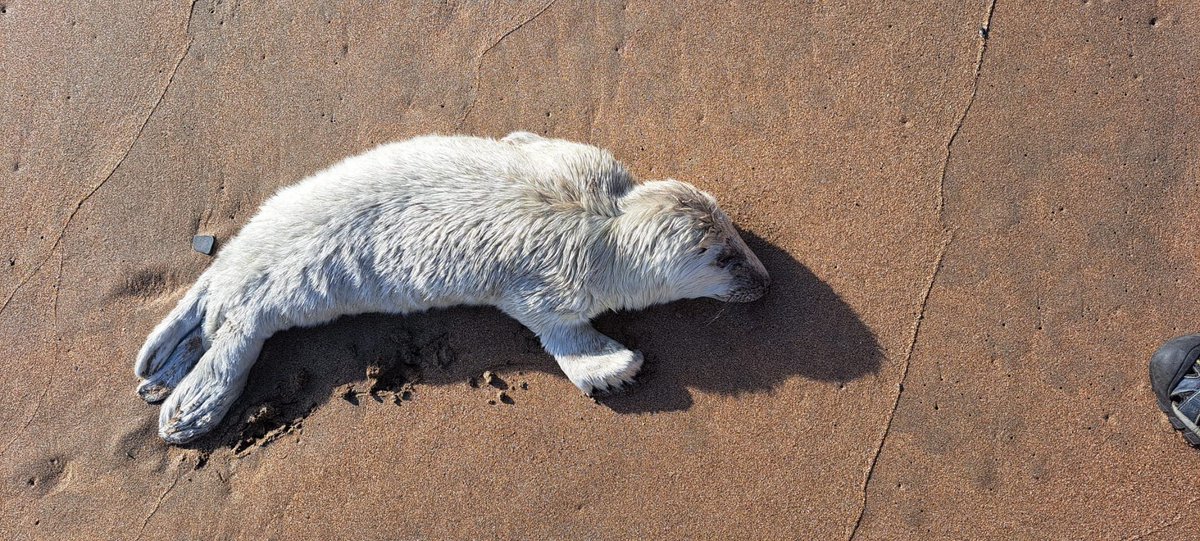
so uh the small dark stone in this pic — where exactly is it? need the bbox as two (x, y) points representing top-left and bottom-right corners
(192, 235), (216, 255)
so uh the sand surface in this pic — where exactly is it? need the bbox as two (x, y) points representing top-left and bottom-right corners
(2, 1), (1198, 539)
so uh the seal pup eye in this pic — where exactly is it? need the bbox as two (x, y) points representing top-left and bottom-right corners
(715, 248), (740, 268)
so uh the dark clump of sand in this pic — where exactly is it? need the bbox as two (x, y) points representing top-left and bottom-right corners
(1, 1), (1196, 539)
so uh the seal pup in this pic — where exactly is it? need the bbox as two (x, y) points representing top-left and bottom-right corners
(134, 132), (770, 443)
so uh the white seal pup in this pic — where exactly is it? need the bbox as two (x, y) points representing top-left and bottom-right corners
(134, 132), (770, 443)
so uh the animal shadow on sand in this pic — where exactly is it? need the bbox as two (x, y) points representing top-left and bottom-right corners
(176, 229), (882, 454)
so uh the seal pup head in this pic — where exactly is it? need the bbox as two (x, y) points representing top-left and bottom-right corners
(616, 180), (771, 305)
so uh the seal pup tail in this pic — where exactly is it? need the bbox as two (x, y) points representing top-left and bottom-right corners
(133, 277), (210, 403)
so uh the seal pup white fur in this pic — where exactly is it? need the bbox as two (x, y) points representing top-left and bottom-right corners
(134, 133), (770, 443)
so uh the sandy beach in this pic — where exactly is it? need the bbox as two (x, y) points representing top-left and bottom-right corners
(2, 1), (1197, 538)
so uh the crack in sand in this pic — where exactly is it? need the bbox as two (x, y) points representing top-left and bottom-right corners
(587, 100), (602, 141)
(136, 458), (187, 540)
(53, 247), (63, 366)
(199, 170), (227, 230)
(1123, 495), (1200, 540)
(848, 2), (997, 538)
(0, 0), (195, 459)
(0, 15), (194, 321)
(847, 232), (951, 540)
(456, 0), (558, 130)
(0, 376), (52, 459)
(0, 249), (64, 459)
(936, 0), (997, 218)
